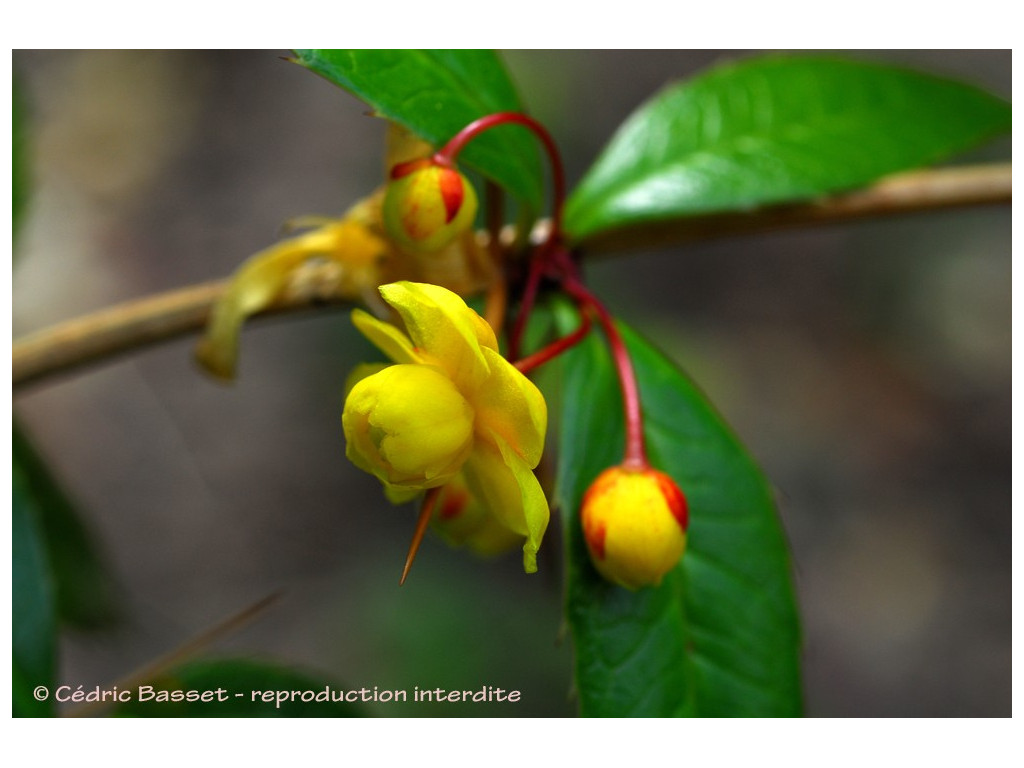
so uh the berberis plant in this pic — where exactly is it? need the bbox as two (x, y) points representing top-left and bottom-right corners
(12, 50), (1011, 718)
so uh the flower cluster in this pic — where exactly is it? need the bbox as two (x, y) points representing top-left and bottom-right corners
(200, 110), (691, 589)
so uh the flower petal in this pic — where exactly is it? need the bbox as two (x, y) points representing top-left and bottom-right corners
(343, 364), (475, 489)
(383, 484), (421, 505)
(430, 477), (523, 557)
(474, 347), (547, 467)
(378, 281), (496, 391)
(197, 219), (392, 381)
(351, 309), (420, 364)
(462, 431), (549, 573)
(343, 362), (389, 398)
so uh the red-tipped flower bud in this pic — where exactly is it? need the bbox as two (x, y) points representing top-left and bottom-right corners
(580, 465), (688, 590)
(382, 158), (478, 253)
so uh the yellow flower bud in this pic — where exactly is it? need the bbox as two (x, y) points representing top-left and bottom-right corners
(382, 159), (478, 253)
(342, 364), (475, 488)
(580, 466), (688, 590)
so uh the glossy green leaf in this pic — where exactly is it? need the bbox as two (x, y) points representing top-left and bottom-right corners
(564, 55), (1012, 241)
(13, 452), (57, 717)
(13, 425), (118, 630)
(553, 305), (801, 716)
(112, 658), (366, 717)
(293, 49), (543, 210)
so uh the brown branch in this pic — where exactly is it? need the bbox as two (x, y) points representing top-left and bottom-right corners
(14, 280), (224, 390)
(12, 277), (351, 390)
(580, 163), (1013, 254)
(13, 163), (1011, 392)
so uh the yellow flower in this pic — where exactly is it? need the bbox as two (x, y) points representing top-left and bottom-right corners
(580, 466), (688, 589)
(342, 281), (549, 572)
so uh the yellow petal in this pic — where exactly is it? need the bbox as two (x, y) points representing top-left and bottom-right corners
(474, 346), (547, 467)
(384, 485), (421, 505)
(196, 218), (391, 381)
(196, 236), (316, 380)
(343, 364), (475, 489)
(351, 309), (420, 364)
(379, 281), (496, 391)
(343, 362), (390, 398)
(461, 432), (549, 573)
(430, 478), (523, 557)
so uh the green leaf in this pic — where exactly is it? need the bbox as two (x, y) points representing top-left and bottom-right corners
(13, 74), (29, 245)
(293, 49), (543, 210)
(553, 305), (801, 716)
(564, 55), (1012, 241)
(13, 424), (119, 630)
(111, 658), (366, 717)
(13, 451), (57, 717)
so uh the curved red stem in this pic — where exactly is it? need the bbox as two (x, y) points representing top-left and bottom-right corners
(508, 240), (551, 360)
(514, 307), (593, 375)
(437, 112), (647, 469)
(561, 276), (648, 470)
(434, 111), (566, 237)
(435, 112), (569, 357)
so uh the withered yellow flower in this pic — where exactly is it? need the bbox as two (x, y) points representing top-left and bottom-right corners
(342, 281), (549, 572)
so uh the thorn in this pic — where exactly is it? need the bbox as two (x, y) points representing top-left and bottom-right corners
(399, 488), (441, 586)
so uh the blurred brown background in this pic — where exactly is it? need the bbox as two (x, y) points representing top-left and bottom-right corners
(11, 50), (1011, 716)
